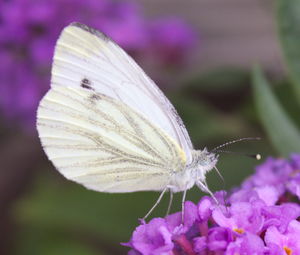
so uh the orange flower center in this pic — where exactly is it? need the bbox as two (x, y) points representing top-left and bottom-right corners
(233, 228), (244, 234)
(284, 246), (292, 255)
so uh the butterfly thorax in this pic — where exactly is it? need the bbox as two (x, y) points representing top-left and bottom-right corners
(169, 149), (218, 192)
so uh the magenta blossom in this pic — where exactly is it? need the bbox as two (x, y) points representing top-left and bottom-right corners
(125, 154), (300, 255)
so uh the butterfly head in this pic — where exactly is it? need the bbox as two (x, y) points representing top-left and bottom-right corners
(169, 149), (218, 192)
(191, 148), (218, 176)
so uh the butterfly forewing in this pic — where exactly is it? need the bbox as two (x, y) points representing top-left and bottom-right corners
(51, 22), (194, 163)
(37, 86), (186, 192)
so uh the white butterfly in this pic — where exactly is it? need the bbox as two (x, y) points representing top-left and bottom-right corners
(36, 22), (218, 219)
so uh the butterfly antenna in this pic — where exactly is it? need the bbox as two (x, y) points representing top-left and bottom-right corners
(211, 137), (261, 152)
(214, 149), (261, 160)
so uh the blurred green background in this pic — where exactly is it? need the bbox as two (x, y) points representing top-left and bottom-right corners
(0, 0), (300, 254)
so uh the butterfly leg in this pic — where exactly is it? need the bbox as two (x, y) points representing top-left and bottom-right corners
(213, 167), (228, 208)
(142, 186), (168, 221)
(197, 181), (219, 205)
(197, 180), (230, 216)
(214, 166), (224, 183)
(165, 190), (173, 217)
(181, 189), (187, 223)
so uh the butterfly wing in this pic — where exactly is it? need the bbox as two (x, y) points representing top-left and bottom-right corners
(51, 22), (194, 163)
(37, 86), (186, 192)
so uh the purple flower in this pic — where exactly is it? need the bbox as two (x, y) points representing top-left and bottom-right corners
(193, 236), (207, 253)
(262, 203), (300, 233)
(165, 201), (198, 235)
(291, 153), (300, 169)
(242, 157), (294, 195)
(99, 2), (148, 50)
(0, 0), (196, 129)
(198, 196), (214, 222)
(229, 185), (279, 206)
(148, 18), (197, 66)
(212, 201), (264, 235)
(265, 220), (300, 255)
(125, 154), (300, 255)
(287, 178), (300, 200)
(127, 218), (174, 255)
(254, 186), (280, 206)
(126, 202), (198, 255)
(207, 227), (233, 251)
(226, 233), (266, 255)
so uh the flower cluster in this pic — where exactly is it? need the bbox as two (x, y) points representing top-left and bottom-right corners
(125, 154), (300, 255)
(0, 0), (196, 128)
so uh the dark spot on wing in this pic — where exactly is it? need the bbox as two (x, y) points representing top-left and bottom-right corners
(81, 78), (93, 90)
(70, 22), (109, 42)
(90, 94), (101, 101)
(87, 93), (101, 105)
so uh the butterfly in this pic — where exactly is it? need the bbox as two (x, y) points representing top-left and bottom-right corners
(36, 22), (218, 220)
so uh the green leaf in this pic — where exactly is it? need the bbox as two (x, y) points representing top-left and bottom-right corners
(277, 0), (300, 101)
(252, 65), (300, 156)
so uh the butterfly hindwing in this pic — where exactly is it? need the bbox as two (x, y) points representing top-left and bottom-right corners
(37, 86), (186, 192)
